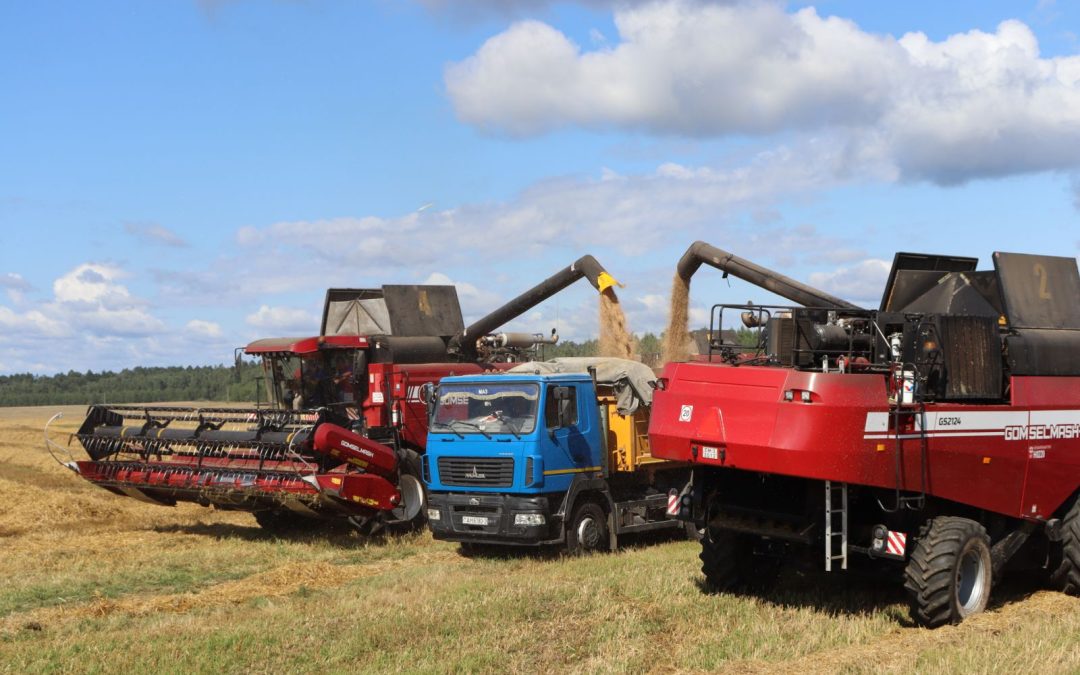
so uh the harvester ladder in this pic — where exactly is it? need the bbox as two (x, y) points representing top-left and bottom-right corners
(825, 480), (848, 572)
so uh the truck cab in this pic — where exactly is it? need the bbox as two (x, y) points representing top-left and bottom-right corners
(424, 359), (690, 551)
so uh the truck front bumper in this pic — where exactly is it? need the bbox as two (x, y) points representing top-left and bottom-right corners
(427, 492), (563, 546)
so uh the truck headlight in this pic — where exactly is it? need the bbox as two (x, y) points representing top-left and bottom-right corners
(427, 508), (441, 521)
(514, 513), (545, 526)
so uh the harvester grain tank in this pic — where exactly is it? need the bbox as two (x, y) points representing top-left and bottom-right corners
(49, 256), (620, 535)
(651, 242), (1080, 626)
(423, 357), (692, 552)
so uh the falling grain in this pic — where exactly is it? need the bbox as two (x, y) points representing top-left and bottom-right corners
(598, 289), (638, 360)
(661, 273), (692, 364)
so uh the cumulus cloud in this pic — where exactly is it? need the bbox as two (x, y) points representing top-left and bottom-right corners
(245, 305), (319, 333)
(0, 273), (32, 303)
(124, 222), (188, 247)
(235, 141), (863, 278)
(446, 1), (1080, 184)
(808, 259), (891, 307)
(185, 319), (224, 339)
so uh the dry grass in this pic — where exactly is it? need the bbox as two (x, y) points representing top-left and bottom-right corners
(1, 404), (1078, 673)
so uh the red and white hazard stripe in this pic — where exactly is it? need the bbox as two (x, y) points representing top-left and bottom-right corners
(886, 530), (907, 557)
(667, 491), (680, 517)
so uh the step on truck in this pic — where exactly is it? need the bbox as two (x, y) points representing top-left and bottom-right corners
(423, 357), (693, 552)
(650, 242), (1080, 627)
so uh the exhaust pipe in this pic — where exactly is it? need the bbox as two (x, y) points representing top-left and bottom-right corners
(677, 241), (860, 309)
(451, 255), (617, 359)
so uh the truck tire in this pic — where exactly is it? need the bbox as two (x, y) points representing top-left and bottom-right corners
(567, 501), (608, 554)
(904, 516), (992, 628)
(1048, 496), (1080, 595)
(700, 529), (780, 593)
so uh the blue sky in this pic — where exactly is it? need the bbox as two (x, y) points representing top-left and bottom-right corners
(1, 0), (1078, 374)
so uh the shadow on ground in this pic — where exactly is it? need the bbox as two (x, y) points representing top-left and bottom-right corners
(692, 558), (1051, 625)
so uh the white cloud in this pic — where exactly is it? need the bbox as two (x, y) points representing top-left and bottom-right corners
(124, 222), (188, 247)
(807, 259), (891, 307)
(446, 1), (1080, 184)
(245, 305), (319, 333)
(0, 272), (32, 303)
(185, 319), (224, 338)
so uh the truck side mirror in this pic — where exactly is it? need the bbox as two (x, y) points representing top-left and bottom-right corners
(420, 383), (436, 420)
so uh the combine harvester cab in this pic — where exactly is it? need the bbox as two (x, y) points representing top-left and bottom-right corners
(651, 242), (1080, 626)
(52, 257), (622, 535)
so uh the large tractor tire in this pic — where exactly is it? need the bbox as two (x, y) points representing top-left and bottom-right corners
(567, 500), (609, 554)
(904, 516), (992, 628)
(700, 529), (780, 593)
(1049, 496), (1080, 595)
(386, 449), (426, 534)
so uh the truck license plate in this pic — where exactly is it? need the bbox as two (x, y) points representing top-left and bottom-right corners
(462, 516), (489, 526)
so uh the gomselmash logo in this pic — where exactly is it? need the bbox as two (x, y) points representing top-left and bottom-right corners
(465, 466), (486, 479)
(1004, 424), (1080, 441)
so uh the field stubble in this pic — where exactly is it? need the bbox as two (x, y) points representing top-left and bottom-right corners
(0, 405), (1077, 673)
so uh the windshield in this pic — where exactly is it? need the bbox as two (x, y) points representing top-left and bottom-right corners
(261, 351), (360, 410)
(432, 382), (540, 435)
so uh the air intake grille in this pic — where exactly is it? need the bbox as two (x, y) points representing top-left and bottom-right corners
(437, 457), (514, 487)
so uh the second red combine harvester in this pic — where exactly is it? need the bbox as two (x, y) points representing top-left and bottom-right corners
(651, 242), (1080, 627)
(54, 257), (620, 536)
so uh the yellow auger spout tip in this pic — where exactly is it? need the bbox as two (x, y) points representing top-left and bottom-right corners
(596, 271), (623, 293)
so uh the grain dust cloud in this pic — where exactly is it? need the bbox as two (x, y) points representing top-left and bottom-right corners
(661, 273), (692, 364)
(598, 289), (638, 360)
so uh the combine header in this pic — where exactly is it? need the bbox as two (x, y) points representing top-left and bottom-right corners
(652, 242), (1080, 626)
(50, 257), (621, 534)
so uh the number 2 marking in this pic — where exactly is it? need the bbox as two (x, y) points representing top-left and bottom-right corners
(1034, 263), (1051, 300)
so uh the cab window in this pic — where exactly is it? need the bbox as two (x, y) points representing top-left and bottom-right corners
(544, 384), (578, 429)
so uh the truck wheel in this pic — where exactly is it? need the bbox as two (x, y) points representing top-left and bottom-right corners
(904, 516), (992, 627)
(1048, 496), (1080, 595)
(700, 529), (780, 593)
(567, 501), (609, 554)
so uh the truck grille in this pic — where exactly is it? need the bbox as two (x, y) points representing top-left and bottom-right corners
(437, 457), (514, 487)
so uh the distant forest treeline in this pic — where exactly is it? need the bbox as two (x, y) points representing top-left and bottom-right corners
(1, 329), (755, 407)
(0, 363), (265, 407)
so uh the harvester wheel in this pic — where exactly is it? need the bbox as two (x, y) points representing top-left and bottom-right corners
(700, 529), (779, 593)
(567, 501), (609, 554)
(1048, 496), (1080, 595)
(386, 449), (426, 533)
(904, 516), (992, 627)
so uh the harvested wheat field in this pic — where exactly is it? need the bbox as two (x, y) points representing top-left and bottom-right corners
(0, 405), (1077, 674)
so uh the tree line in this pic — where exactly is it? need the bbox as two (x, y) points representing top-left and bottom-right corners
(0, 363), (264, 407)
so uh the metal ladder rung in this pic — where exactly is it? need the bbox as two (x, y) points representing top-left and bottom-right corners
(824, 480), (848, 572)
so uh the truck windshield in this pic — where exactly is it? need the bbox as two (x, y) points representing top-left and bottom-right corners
(432, 383), (540, 435)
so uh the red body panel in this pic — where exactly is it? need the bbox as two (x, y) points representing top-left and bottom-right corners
(650, 362), (1080, 519)
(312, 423), (398, 478)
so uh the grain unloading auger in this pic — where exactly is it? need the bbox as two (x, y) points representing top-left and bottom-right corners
(47, 256), (621, 534)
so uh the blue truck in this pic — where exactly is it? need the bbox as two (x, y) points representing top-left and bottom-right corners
(422, 358), (692, 552)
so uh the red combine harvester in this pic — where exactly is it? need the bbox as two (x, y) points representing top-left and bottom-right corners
(50, 257), (620, 535)
(652, 242), (1079, 626)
